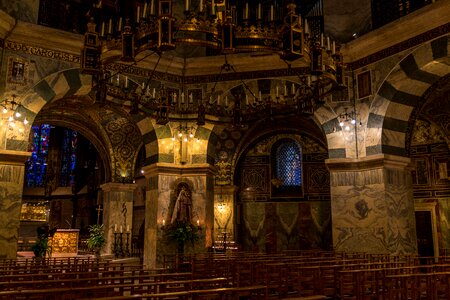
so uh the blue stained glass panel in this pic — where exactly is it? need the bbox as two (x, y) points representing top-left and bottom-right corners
(26, 124), (51, 187)
(60, 129), (78, 186)
(276, 141), (301, 186)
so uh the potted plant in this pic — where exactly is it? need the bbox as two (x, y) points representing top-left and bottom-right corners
(164, 220), (199, 254)
(31, 235), (48, 259)
(86, 224), (106, 258)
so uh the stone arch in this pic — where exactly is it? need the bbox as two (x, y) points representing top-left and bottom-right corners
(6, 68), (145, 182)
(365, 34), (449, 157)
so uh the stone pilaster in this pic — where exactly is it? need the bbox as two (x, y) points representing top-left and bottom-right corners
(0, 150), (31, 259)
(142, 163), (216, 269)
(326, 154), (417, 255)
(100, 182), (137, 256)
(213, 185), (238, 245)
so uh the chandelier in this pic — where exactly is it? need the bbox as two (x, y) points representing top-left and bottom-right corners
(1, 94), (29, 127)
(81, 0), (346, 126)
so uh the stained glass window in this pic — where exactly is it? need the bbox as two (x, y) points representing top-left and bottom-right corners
(26, 124), (51, 187)
(276, 140), (302, 186)
(60, 129), (78, 186)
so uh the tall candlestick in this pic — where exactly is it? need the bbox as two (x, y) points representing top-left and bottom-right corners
(137, 6), (140, 23)
(118, 17), (122, 31)
(108, 18), (112, 34)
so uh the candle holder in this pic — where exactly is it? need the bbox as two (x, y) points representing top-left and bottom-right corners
(125, 232), (130, 257)
(118, 232), (124, 257)
(113, 232), (122, 258)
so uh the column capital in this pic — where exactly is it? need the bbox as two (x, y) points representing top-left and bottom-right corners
(100, 182), (138, 192)
(326, 154), (411, 171)
(0, 149), (31, 165)
(142, 162), (217, 177)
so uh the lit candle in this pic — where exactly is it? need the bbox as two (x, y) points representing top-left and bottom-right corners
(114, 224), (117, 232)
(143, 2), (147, 18)
(120, 225), (123, 233)
(185, 0), (189, 11)
(244, 2), (249, 19)
(127, 225), (130, 232)
(257, 3), (262, 20)
(332, 41), (336, 54)
(199, 0), (203, 12)
(197, 219), (200, 226)
(162, 219), (165, 226)
(137, 6), (140, 23)
(101, 22), (105, 36)
(270, 5), (274, 21)
(150, 0), (154, 15)
(118, 17), (122, 31)
(108, 18), (112, 34)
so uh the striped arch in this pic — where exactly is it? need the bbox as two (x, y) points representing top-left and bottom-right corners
(366, 34), (450, 156)
(5, 68), (93, 151)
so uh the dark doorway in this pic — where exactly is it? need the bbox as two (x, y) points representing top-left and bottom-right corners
(415, 210), (435, 261)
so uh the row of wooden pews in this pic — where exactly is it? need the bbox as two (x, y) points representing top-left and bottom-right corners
(3, 252), (450, 299)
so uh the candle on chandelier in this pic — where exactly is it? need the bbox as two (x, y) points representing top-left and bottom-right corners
(127, 225), (130, 232)
(101, 22), (105, 36)
(199, 0), (203, 12)
(137, 6), (140, 23)
(108, 18), (112, 34)
(270, 5), (274, 21)
(150, 0), (154, 15)
(244, 2), (249, 19)
(257, 3), (262, 20)
(211, 0), (215, 15)
(143, 2), (147, 18)
(120, 225), (123, 233)
(114, 224), (117, 232)
(118, 17), (122, 31)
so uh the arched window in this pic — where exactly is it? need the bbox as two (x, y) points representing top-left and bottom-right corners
(272, 139), (302, 196)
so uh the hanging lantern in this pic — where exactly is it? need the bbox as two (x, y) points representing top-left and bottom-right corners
(81, 19), (101, 75)
(158, 0), (175, 51)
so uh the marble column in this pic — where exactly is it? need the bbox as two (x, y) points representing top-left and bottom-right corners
(326, 154), (418, 255)
(100, 182), (137, 256)
(0, 150), (31, 259)
(142, 163), (216, 269)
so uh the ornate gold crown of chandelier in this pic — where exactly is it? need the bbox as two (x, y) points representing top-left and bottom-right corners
(81, 0), (345, 126)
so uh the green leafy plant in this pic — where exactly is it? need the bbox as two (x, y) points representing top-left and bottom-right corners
(31, 236), (48, 258)
(86, 224), (106, 256)
(164, 220), (199, 253)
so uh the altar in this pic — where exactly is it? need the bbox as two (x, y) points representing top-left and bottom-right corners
(48, 229), (79, 256)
